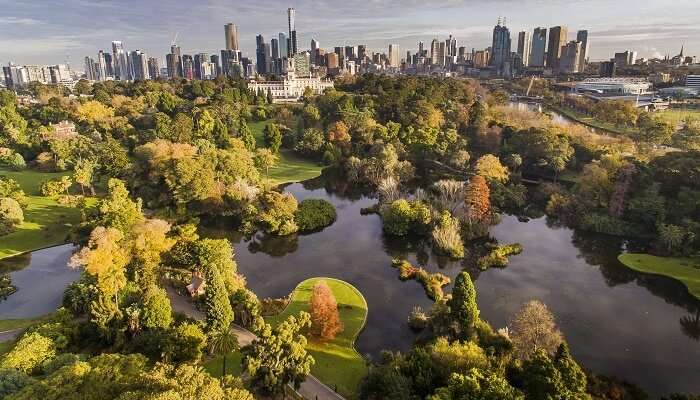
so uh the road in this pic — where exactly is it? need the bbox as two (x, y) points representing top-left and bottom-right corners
(166, 286), (345, 400)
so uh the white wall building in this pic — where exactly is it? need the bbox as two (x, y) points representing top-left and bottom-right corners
(248, 59), (333, 103)
(574, 78), (652, 96)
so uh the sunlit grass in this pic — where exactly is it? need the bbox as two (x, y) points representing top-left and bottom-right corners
(619, 253), (700, 300)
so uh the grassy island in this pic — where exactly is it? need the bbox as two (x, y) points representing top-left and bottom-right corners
(618, 253), (700, 300)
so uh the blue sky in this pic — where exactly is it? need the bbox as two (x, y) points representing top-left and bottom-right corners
(1, 0), (698, 67)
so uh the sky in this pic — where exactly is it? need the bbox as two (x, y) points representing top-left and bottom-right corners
(1, 0), (699, 67)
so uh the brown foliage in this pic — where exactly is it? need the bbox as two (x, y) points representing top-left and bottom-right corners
(310, 280), (343, 340)
(464, 175), (491, 225)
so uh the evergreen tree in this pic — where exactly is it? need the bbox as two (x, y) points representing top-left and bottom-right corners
(448, 272), (479, 338)
(204, 265), (234, 332)
(238, 119), (256, 151)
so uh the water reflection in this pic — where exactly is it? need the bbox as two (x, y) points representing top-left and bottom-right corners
(202, 175), (700, 396)
(0, 245), (79, 319)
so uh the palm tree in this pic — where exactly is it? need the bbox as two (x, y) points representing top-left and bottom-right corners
(209, 327), (239, 376)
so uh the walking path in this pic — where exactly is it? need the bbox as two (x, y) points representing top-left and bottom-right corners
(166, 286), (345, 400)
(0, 328), (23, 343)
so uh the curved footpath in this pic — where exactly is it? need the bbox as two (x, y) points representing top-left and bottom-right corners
(166, 286), (345, 400)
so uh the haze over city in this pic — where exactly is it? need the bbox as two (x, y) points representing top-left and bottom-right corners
(1, 0), (698, 65)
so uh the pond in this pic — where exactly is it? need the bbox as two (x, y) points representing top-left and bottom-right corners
(0, 245), (80, 319)
(207, 178), (700, 397)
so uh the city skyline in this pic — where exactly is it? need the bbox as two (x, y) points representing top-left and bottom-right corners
(1, 0), (699, 66)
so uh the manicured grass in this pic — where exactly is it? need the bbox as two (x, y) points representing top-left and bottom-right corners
(0, 316), (47, 332)
(655, 109), (700, 126)
(203, 349), (244, 378)
(1, 168), (87, 259)
(250, 119), (324, 186)
(618, 253), (700, 300)
(547, 104), (638, 136)
(266, 277), (368, 399)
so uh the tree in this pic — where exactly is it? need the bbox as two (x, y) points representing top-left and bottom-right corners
(0, 368), (33, 398)
(464, 175), (491, 225)
(130, 219), (174, 286)
(40, 176), (72, 197)
(96, 179), (144, 234)
(256, 191), (299, 235)
(327, 120), (351, 149)
(0, 332), (56, 373)
(380, 199), (431, 236)
(310, 280), (343, 340)
(73, 159), (96, 195)
(203, 264), (234, 333)
(69, 227), (129, 310)
(0, 197), (23, 235)
(254, 148), (278, 176)
(238, 119), (256, 151)
(432, 211), (464, 258)
(521, 346), (590, 400)
(475, 155), (509, 183)
(430, 370), (524, 400)
(553, 343), (588, 398)
(263, 123), (282, 153)
(448, 272), (479, 337)
(243, 312), (315, 397)
(209, 328), (239, 376)
(140, 285), (173, 330)
(509, 300), (563, 359)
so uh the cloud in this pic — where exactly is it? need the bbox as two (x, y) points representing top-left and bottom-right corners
(0, 16), (42, 25)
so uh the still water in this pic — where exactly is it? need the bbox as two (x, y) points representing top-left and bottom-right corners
(209, 179), (700, 397)
(0, 245), (79, 319)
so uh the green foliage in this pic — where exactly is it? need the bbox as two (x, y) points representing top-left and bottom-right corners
(380, 199), (431, 236)
(432, 211), (465, 258)
(448, 272), (479, 338)
(294, 198), (336, 232)
(39, 176), (72, 197)
(476, 243), (523, 270)
(170, 322), (207, 363)
(0, 197), (24, 235)
(95, 178), (144, 233)
(392, 260), (450, 300)
(0, 332), (56, 374)
(430, 370), (524, 400)
(521, 345), (590, 400)
(263, 123), (282, 153)
(0, 177), (26, 207)
(0, 368), (33, 398)
(140, 285), (173, 330)
(243, 312), (314, 396)
(256, 190), (298, 235)
(203, 264), (234, 333)
(0, 151), (25, 170)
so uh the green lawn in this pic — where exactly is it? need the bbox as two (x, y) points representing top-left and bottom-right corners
(250, 119), (324, 186)
(547, 104), (638, 136)
(0, 169), (84, 260)
(266, 277), (369, 399)
(203, 348), (244, 378)
(618, 253), (700, 300)
(655, 109), (700, 126)
(0, 316), (48, 332)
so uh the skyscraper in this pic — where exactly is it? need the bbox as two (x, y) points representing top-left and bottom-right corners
(546, 26), (568, 71)
(311, 39), (319, 64)
(182, 55), (194, 80)
(530, 27), (547, 67)
(357, 45), (367, 60)
(430, 39), (440, 65)
(225, 23), (239, 51)
(256, 35), (269, 75)
(287, 8), (297, 56)
(278, 33), (288, 59)
(111, 41), (129, 81)
(271, 38), (280, 60)
(96, 50), (107, 81)
(167, 45), (183, 78)
(490, 18), (512, 75)
(148, 57), (160, 79)
(388, 44), (400, 67)
(576, 30), (589, 72)
(560, 41), (582, 73)
(84, 57), (96, 80)
(517, 31), (531, 67)
(129, 50), (148, 81)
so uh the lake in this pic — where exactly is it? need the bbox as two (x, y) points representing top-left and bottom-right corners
(209, 178), (700, 397)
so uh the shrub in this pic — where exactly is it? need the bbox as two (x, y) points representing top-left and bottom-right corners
(476, 243), (523, 270)
(391, 259), (450, 300)
(381, 199), (431, 236)
(295, 199), (336, 232)
(432, 211), (465, 258)
(0, 151), (26, 170)
(0, 368), (33, 398)
(40, 176), (72, 197)
(0, 197), (23, 235)
(0, 332), (56, 373)
(310, 280), (343, 340)
(0, 178), (27, 208)
(408, 306), (428, 331)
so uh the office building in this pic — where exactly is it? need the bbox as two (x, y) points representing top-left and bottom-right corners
(326, 53), (339, 69)
(256, 35), (270, 75)
(430, 39), (440, 65)
(344, 46), (356, 61)
(599, 60), (616, 77)
(614, 50), (637, 67)
(84, 57), (97, 80)
(288, 8), (297, 56)
(147, 57), (160, 79)
(546, 26), (567, 70)
(103, 53), (114, 78)
(111, 41), (129, 81)
(517, 31), (531, 67)
(96, 50), (107, 81)
(221, 49), (240, 77)
(167, 45), (183, 78)
(210, 54), (220, 77)
(530, 27), (547, 67)
(194, 53), (208, 80)
(225, 23), (239, 51)
(271, 38), (280, 60)
(491, 19), (512, 74)
(474, 50), (490, 68)
(129, 50), (148, 80)
(388, 44), (400, 67)
(576, 30), (589, 72)
(357, 45), (367, 60)
(182, 55), (194, 80)
(311, 39), (319, 64)
(560, 41), (582, 73)
(279, 33), (288, 60)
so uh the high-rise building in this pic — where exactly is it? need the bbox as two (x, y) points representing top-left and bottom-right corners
(96, 50), (107, 81)
(474, 49), (490, 68)
(344, 46), (356, 60)
(560, 41), (582, 73)
(530, 27), (547, 67)
(111, 41), (129, 81)
(129, 50), (148, 80)
(326, 53), (339, 69)
(210, 54), (220, 77)
(311, 39), (319, 64)
(576, 30), (589, 72)
(517, 31), (531, 68)
(446, 35), (457, 57)
(614, 50), (637, 67)
(491, 19), (512, 74)
(147, 57), (160, 79)
(599, 60), (616, 77)
(256, 35), (270, 75)
(225, 23), (239, 51)
(278, 33), (288, 60)
(271, 38), (280, 60)
(430, 39), (440, 65)
(221, 49), (240, 77)
(287, 8), (297, 56)
(357, 45), (367, 60)
(167, 45), (183, 78)
(182, 55), (194, 80)
(292, 53), (310, 77)
(194, 53), (209, 80)
(103, 53), (114, 78)
(546, 26), (568, 70)
(388, 44), (400, 67)
(84, 57), (97, 80)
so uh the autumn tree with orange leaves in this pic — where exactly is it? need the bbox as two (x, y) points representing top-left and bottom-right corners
(464, 175), (491, 226)
(310, 280), (343, 340)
